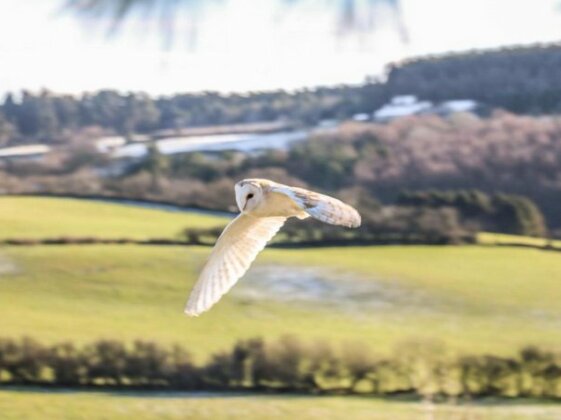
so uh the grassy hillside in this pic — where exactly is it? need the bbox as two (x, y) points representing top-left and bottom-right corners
(1, 197), (561, 361)
(0, 196), (228, 240)
(1, 389), (559, 420)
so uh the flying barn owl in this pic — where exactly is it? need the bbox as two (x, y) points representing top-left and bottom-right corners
(184, 178), (361, 316)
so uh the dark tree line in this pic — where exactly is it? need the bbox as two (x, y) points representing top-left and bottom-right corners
(2, 336), (561, 400)
(397, 190), (546, 237)
(387, 43), (561, 114)
(0, 87), (380, 145)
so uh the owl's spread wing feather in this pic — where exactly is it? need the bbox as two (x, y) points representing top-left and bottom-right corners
(272, 185), (361, 228)
(185, 214), (286, 316)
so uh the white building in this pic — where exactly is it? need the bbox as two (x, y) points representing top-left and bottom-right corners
(95, 136), (127, 153)
(373, 96), (481, 122)
(373, 96), (433, 122)
(435, 99), (478, 114)
(352, 113), (370, 122)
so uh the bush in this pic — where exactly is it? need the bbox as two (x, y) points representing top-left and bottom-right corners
(0, 337), (47, 383)
(49, 342), (86, 386)
(398, 190), (547, 237)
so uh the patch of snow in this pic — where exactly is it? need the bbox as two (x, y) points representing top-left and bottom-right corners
(0, 255), (18, 276)
(234, 265), (439, 313)
(111, 131), (310, 159)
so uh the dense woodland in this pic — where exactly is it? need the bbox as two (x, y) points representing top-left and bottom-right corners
(386, 44), (561, 114)
(0, 87), (373, 145)
(2, 336), (561, 401)
(3, 44), (561, 145)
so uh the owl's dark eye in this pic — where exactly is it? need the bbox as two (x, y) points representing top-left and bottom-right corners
(246, 193), (254, 200)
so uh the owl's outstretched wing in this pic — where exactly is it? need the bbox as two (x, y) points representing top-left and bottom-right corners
(184, 214), (286, 316)
(272, 185), (361, 228)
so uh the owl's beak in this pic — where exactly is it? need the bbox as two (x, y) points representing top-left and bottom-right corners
(235, 191), (247, 213)
(236, 198), (245, 213)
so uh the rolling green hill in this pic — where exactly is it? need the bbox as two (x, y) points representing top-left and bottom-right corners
(1, 197), (561, 361)
(0, 196), (228, 240)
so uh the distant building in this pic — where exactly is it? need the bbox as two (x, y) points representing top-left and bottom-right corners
(0, 144), (51, 161)
(434, 99), (479, 115)
(352, 113), (370, 122)
(373, 96), (482, 122)
(95, 136), (127, 153)
(373, 96), (433, 122)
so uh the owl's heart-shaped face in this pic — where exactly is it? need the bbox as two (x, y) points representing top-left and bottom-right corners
(234, 181), (263, 213)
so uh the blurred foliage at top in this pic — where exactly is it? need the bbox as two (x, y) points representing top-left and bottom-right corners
(63, 0), (404, 42)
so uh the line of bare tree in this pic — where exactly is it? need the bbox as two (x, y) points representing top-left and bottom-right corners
(2, 336), (561, 401)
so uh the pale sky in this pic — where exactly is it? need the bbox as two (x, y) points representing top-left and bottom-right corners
(1, 0), (561, 96)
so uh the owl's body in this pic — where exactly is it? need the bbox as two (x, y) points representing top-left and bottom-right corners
(184, 178), (361, 316)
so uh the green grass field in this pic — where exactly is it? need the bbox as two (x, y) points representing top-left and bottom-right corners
(2, 197), (561, 417)
(0, 196), (228, 240)
(2, 389), (560, 420)
(2, 197), (561, 358)
(3, 244), (561, 361)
